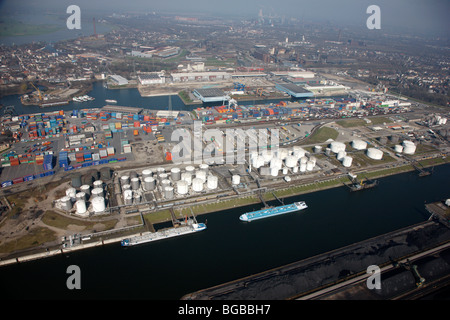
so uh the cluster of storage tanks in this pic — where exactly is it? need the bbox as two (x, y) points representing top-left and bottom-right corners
(58, 167), (111, 217)
(325, 141), (353, 168)
(251, 145), (317, 176)
(394, 140), (416, 155)
(119, 164), (220, 203)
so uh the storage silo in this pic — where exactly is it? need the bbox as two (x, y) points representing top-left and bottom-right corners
(76, 192), (86, 202)
(122, 184), (131, 192)
(164, 187), (174, 199)
(366, 148), (383, 160)
(176, 180), (189, 195)
(71, 173), (82, 188)
(120, 175), (130, 186)
(192, 178), (204, 192)
(92, 197), (106, 213)
(142, 169), (153, 180)
(300, 163), (307, 172)
(80, 185), (90, 196)
(156, 167), (165, 174)
(285, 155), (298, 168)
(292, 146), (306, 159)
(330, 141), (346, 153)
(161, 179), (171, 190)
(402, 141), (416, 155)
(171, 168), (181, 181)
(207, 175), (218, 190)
(306, 161), (315, 171)
(181, 172), (192, 185)
(196, 170), (207, 183)
(337, 151), (347, 161)
(93, 180), (103, 189)
(325, 148), (332, 156)
(66, 187), (77, 201)
(143, 177), (156, 191)
(394, 145), (403, 153)
(199, 164), (209, 175)
(129, 171), (138, 179)
(123, 190), (133, 205)
(232, 175), (240, 185)
(351, 139), (367, 150)
(130, 177), (140, 190)
(75, 199), (87, 216)
(314, 146), (322, 153)
(133, 193), (141, 204)
(60, 196), (72, 211)
(185, 166), (195, 174)
(342, 156), (353, 168)
(158, 173), (168, 181)
(91, 187), (104, 198)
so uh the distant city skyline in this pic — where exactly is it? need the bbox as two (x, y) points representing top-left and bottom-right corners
(0, 0), (449, 37)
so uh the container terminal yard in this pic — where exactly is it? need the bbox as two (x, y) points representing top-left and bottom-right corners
(0, 89), (449, 299)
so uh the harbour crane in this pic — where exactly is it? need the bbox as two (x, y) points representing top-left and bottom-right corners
(30, 82), (43, 102)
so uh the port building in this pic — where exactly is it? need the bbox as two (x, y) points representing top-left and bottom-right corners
(275, 83), (314, 98)
(171, 72), (231, 82)
(108, 75), (129, 86)
(138, 73), (165, 85)
(192, 88), (229, 103)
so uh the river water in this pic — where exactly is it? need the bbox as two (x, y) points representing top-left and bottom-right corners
(0, 163), (448, 299)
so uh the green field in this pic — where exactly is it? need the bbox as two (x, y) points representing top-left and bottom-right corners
(336, 117), (393, 128)
(300, 126), (339, 145)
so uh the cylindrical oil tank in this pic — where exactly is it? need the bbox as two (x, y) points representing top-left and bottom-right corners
(120, 175), (130, 186)
(143, 177), (155, 191)
(325, 148), (332, 156)
(81, 174), (93, 186)
(75, 199), (87, 215)
(351, 139), (367, 150)
(277, 148), (289, 160)
(342, 156), (353, 168)
(402, 141), (416, 155)
(314, 146), (322, 153)
(91, 187), (104, 199)
(88, 169), (99, 181)
(142, 169), (152, 180)
(185, 166), (195, 174)
(122, 184), (131, 192)
(181, 172), (192, 185)
(306, 160), (315, 171)
(80, 185), (90, 196)
(93, 180), (103, 189)
(337, 151), (347, 161)
(199, 164), (209, 175)
(270, 158), (282, 170)
(130, 177), (140, 190)
(378, 136), (388, 145)
(285, 155), (298, 168)
(207, 175), (218, 190)
(300, 156), (308, 164)
(156, 167), (165, 174)
(100, 167), (112, 180)
(176, 180), (188, 195)
(366, 148), (383, 160)
(330, 141), (346, 153)
(390, 135), (399, 143)
(293, 166), (298, 173)
(292, 146), (306, 159)
(60, 196), (72, 211)
(394, 145), (403, 153)
(232, 175), (240, 185)
(192, 178), (204, 192)
(76, 192), (86, 202)
(161, 179), (171, 189)
(171, 168), (181, 181)
(92, 197), (106, 213)
(66, 187), (76, 200)
(300, 163), (307, 172)
(164, 187), (174, 199)
(270, 167), (278, 177)
(129, 171), (138, 179)
(123, 190), (133, 205)
(158, 173), (168, 181)
(262, 151), (273, 164)
(196, 170), (207, 183)
(71, 173), (82, 188)
(133, 193), (141, 205)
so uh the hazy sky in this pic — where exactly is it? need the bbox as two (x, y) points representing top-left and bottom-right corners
(1, 0), (449, 36)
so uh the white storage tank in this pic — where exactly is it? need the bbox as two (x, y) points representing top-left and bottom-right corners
(164, 187), (174, 199)
(185, 165), (195, 174)
(306, 160), (315, 171)
(337, 151), (347, 161)
(133, 193), (141, 204)
(293, 166), (298, 173)
(282, 168), (288, 175)
(270, 158), (282, 170)
(91, 187), (104, 199)
(60, 196), (72, 211)
(123, 190), (133, 205)
(196, 170), (207, 183)
(342, 156), (353, 168)
(80, 185), (91, 196)
(292, 146), (306, 158)
(330, 141), (346, 153)
(161, 179), (171, 189)
(232, 175), (240, 185)
(366, 148), (383, 160)
(92, 197), (106, 213)
(402, 140), (416, 155)
(285, 155), (298, 168)
(277, 148), (289, 160)
(120, 175), (130, 186)
(156, 167), (165, 174)
(93, 180), (103, 189)
(76, 192), (86, 202)
(171, 167), (181, 181)
(300, 163), (307, 172)
(351, 139), (367, 150)
(158, 173), (168, 181)
(176, 180), (189, 195)
(75, 199), (87, 216)
(143, 177), (156, 191)
(66, 188), (76, 201)
(314, 146), (322, 153)
(271, 167), (279, 177)
(181, 172), (192, 185)
(142, 169), (152, 179)
(192, 178), (204, 192)
(394, 145), (403, 153)
(122, 184), (131, 192)
(207, 175), (218, 190)
(199, 164), (209, 175)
